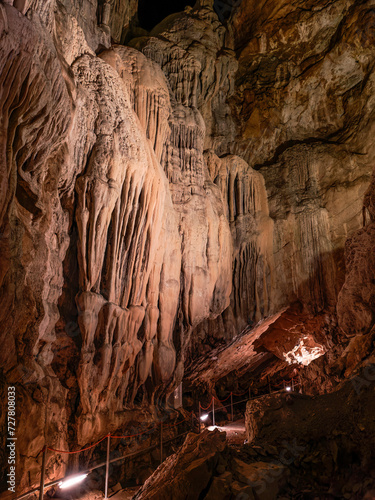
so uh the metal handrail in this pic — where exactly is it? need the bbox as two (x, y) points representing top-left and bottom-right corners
(13, 427), (191, 500)
(14, 379), (301, 500)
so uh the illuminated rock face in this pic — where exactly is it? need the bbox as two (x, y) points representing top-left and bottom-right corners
(0, 1), (233, 489)
(1, 0), (375, 493)
(283, 336), (326, 366)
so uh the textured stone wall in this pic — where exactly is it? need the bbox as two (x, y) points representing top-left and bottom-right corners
(1, 0), (375, 494)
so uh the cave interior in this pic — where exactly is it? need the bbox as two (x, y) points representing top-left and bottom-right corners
(1, 0), (375, 499)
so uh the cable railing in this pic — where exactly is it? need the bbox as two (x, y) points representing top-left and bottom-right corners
(198, 376), (302, 426)
(14, 410), (195, 500)
(15, 376), (302, 500)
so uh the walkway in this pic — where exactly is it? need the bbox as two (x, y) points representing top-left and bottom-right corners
(207, 418), (246, 446)
(109, 419), (247, 498)
(110, 486), (139, 499)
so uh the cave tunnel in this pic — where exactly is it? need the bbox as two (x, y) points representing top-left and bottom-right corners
(138, 0), (196, 31)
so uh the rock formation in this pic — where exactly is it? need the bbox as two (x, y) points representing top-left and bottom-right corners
(1, 0), (375, 496)
(134, 379), (375, 499)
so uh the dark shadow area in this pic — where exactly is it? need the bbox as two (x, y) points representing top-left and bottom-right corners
(213, 0), (241, 23)
(138, 0), (195, 31)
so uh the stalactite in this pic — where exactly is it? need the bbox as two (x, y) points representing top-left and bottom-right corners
(70, 52), (176, 429)
(205, 151), (274, 329)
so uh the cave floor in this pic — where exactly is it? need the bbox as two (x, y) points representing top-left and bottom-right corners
(94, 423), (245, 499)
(206, 419), (246, 447)
(109, 487), (140, 500)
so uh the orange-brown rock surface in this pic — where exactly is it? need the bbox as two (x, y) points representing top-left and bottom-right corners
(1, 0), (375, 496)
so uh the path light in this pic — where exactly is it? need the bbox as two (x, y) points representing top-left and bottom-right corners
(200, 414), (209, 421)
(286, 386), (291, 392)
(59, 474), (88, 489)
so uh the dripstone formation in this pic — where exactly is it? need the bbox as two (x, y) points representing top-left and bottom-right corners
(1, 0), (375, 494)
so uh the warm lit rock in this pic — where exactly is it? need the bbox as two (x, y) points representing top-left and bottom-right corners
(337, 223), (375, 337)
(134, 429), (227, 500)
(1, 0), (375, 495)
(232, 458), (286, 500)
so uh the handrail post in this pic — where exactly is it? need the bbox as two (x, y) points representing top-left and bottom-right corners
(212, 398), (215, 427)
(39, 446), (47, 500)
(230, 393), (233, 422)
(160, 423), (163, 464)
(198, 403), (201, 433)
(104, 434), (110, 499)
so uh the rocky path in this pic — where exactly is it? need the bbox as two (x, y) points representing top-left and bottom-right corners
(207, 419), (246, 447)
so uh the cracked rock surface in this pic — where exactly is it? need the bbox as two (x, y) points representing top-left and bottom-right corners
(1, 0), (375, 495)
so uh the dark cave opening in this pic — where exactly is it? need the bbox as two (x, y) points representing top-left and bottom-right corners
(138, 0), (195, 31)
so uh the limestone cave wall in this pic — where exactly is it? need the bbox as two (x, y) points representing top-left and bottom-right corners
(1, 0), (375, 493)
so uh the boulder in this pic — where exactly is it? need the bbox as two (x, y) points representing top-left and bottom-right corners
(133, 429), (227, 500)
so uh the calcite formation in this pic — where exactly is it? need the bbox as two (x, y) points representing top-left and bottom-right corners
(1, 0), (375, 495)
